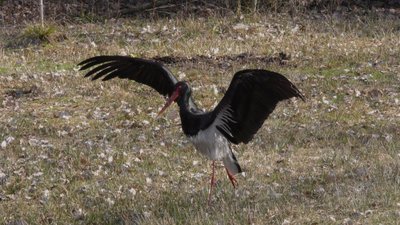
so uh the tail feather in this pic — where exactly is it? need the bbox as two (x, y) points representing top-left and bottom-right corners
(222, 151), (242, 175)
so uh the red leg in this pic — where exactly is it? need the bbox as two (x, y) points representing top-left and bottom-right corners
(208, 161), (216, 205)
(225, 167), (238, 188)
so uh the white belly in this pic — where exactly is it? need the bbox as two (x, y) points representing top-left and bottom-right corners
(188, 126), (230, 161)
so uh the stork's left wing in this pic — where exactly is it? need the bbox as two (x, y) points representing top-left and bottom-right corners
(212, 69), (305, 144)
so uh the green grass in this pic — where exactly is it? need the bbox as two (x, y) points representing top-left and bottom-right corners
(22, 24), (56, 42)
(0, 66), (7, 74)
(0, 12), (399, 224)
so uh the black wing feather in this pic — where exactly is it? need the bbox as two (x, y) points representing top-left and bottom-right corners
(213, 69), (304, 144)
(78, 55), (178, 97)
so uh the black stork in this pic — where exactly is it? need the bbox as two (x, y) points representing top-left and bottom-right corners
(78, 55), (304, 202)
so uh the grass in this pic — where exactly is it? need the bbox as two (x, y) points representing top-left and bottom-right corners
(22, 24), (56, 42)
(0, 12), (399, 224)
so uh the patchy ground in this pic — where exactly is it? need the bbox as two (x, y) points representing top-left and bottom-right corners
(0, 13), (399, 224)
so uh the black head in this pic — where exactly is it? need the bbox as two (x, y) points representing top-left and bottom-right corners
(157, 81), (190, 116)
(172, 81), (191, 102)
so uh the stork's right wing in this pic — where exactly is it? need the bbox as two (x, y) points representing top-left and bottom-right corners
(78, 55), (179, 97)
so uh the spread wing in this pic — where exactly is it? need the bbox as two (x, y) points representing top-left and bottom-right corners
(212, 69), (305, 144)
(78, 55), (178, 97)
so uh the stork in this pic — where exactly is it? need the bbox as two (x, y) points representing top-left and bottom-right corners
(78, 55), (304, 203)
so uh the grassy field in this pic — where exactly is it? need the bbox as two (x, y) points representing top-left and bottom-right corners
(0, 12), (399, 224)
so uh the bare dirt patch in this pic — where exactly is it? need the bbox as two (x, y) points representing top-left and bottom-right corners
(152, 52), (290, 68)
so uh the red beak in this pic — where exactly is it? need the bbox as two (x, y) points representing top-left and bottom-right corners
(157, 88), (180, 117)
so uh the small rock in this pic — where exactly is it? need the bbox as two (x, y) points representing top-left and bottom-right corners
(143, 211), (151, 218)
(90, 41), (97, 47)
(146, 177), (152, 184)
(0, 193), (6, 201)
(0, 171), (7, 185)
(92, 108), (109, 120)
(211, 85), (219, 95)
(32, 172), (43, 177)
(72, 208), (85, 220)
(108, 156), (113, 163)
(313, 186), (326, 197)
(343, 218), (353, 225)
(1, 136), (15, 149)
(178, 71), (186, 79)
(138, 134), (147, 142)
(233, 23), (249, 31)
(129, 188), (137, 196)
(106, 197), (115, 206)
(365, 209), (373, 215)
(54, 111), (71, 119)
(42, 189), (50, 202)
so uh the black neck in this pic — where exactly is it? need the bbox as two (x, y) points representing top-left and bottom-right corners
(177, 88), (205, 136)
(177, 88), (200, 113)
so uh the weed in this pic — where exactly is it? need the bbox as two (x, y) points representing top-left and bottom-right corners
(22, 24), (56, 42)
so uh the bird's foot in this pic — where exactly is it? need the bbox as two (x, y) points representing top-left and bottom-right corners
(225, 168), (238, 188)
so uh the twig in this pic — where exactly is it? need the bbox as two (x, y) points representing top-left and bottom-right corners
(40, 0), (44, 27)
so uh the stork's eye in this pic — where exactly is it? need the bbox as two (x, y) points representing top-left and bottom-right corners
(176, 83), (185, 93)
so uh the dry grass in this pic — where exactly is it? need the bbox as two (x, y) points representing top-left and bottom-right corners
(0, 12), (399, 224)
